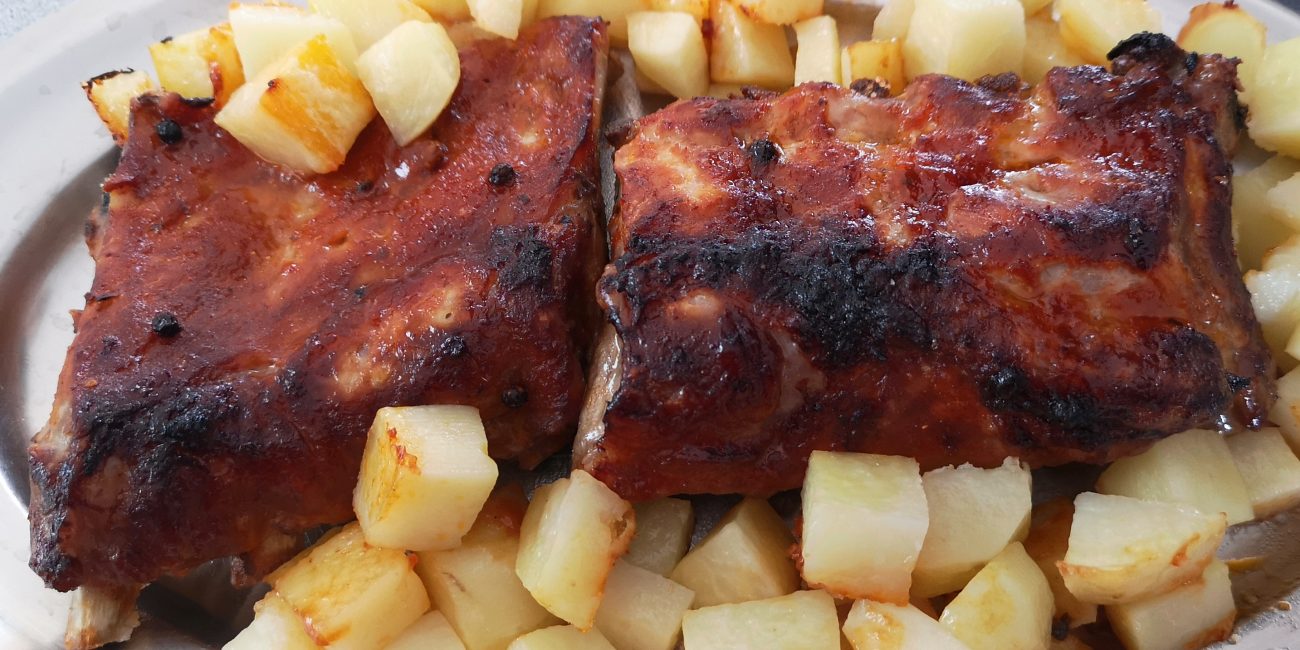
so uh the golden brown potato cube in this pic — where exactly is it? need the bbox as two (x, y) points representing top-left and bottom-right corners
(842, 39), (904, 92)
(1106, 560), (1236, 650)
(1249, 38), (1300, 158)
(710, 0), (795, 90)
(681, 590), (841, 650)
(627, 11), (710, 98)
(83, 70), (155, 145)
(669, 497), (799, 607)
(842, 600), (970, 650)
(1095, 429), (1253, 525)
(357, 20), (462, 146)
(224, 593), (318, 650)
(1178, 2), (1267, 94)
(624, 498), (694, 576)
(150, 24), (244, 105)
(938, 543), (1053, 650)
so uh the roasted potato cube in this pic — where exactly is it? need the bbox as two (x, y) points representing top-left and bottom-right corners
(224, 593), (317, 650)
(1177, 2), (1267, 94)
(1106, 560), (1236, 650)
(310, 0), (432, 50)
(872, 0), (913, 41)
(1234, 156), (1300, 272)
(731, 0), (822, 25)
(414, 0), (472, 22)
(83, 70), (155, 145)
(800, 451), (928, 604)
(1058, 492), (1226, 605)
(465, 0), (526, 38)
(903, 0), (1026, 81)
(681, 590), (841, 650)
(1249, 38), (1300, 158)
(1226, 428), (1300, 519)
(537, 0), (647, 44)
(842, 39), (904, 92)
(1058, 0), (1160, 64)
(150, 24), (244, 105)
(794, 15), (841, 85)
(1095, 429), (1253, 525)
(710, 0), (796, 90)
(938, 543), (1053, 650)
(1019, 0), (1051, 15)
(228, 3), (360, 79)
(593, 561), (695, 650)
(356, 21), (461, 147)
(648, 0), (708, 22)
(912, 458), (1033, 598)
(1272, 367), (1300, 451)
(215, 34), (375, 174)
(627, 11), (709, 98)
(1022, 499), (1098, 627)
(669, 497), (799, 607)
(1023, 9), (1087, 84)
(624, 498), (694, 576)
(507, 626), (616, 650)
(1247, 235), (1300, 369)
(517, 470), (636, 629)
(387, 611), (467, 650)
(1265, 172), (1300, 231)
(842, 600), (970, 650)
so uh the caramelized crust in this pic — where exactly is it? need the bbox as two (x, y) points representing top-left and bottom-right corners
(30, 17), (608, 590)
(578, 35), (1272, 499)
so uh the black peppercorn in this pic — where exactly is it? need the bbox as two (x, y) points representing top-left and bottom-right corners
(156, 119), (183, 145)
(488, 163), (517, 186)
(441, 335), (468, 358)
(1051, 615), (1070, 641)
(748, 138), (778, 166)
(151, 312), (182, 338)
(502, 386), (528, 408)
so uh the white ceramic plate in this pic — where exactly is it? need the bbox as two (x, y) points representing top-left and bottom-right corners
(2, 1), (1299, 647)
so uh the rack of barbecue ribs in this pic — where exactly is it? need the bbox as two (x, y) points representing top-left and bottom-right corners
(576, 34), (1275, 500)
(29, 17), (608, 593)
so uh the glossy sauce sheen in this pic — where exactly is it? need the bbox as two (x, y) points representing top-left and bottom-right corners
(578, 35), (1274, 499)
(29, 17), (608, 590)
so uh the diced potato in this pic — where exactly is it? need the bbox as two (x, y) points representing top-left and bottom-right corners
(1095, 429), (1253, 525)
(648, 0), (708, 22)
(842, 40), (904, 92)
(842, 600), (971, 650)
(800, 451), (928, 604)
(414, 0), (472, 22)
(681, 590), (841, 650)
(215, 35), (376, 174)
(1249, 38), (1300, 158)
(938, 543), (1053, 650)
(1272, 367), (1300, 452)
(1266, 172), (1300, 232)
(1246, 235), (1300, 368)
(353, 405), (493, 551)
(1021, 499), (1098, 627)
(593, 560), (695, 650)
(1057, 0), (1161, 65)
(793, 16), (840, 85)
(903, 0), (1026, 81)
(356, 21), (461, 147)
(731, 0), (822, 25)
(627, 11), (709, 98)
(872, 0), (913, 41)
(1019, 0), (1051, 15)
(83, 70), (155, 145)
(1177, 2), (1267, 94)
(416, 486), (560, 650)
(669, 498), (799, 607)
(387, 611), (467, 650)
(1023, 9), (1087, 84)
(1106, 560), (1236, 650)
(1058, 492), (1226, 605)
(445, 21), (498, 47)
(517, 470), (636, 629)
(466, 0), (525, 38)
(507, 626), (616, 650)
(310, 0), (432, 50)
(224, 593), (317, 650)
(624, 498), (694, 576)
(150, 24), (244, 105)
(66, 585), (141, 650)
(1226, 428), (1300, 519)
(710, 0), (795, 90)
(912, 458), (1032, 598)
(265, 523), (429, 649)
(537, 0), (647, 44)
(1234, 156), (1300, 272)
(228, 3), (360, 79)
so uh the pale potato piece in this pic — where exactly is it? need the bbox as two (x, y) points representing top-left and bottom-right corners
(537, 0), (647, 44)
(1234, 155), (1300, 273)
(624, 498), (694, 576)
(682, 590), (841, 650)
(1226, 428), (1300, 519)
(912, 458), (1032, 598)
(872, 0), (913, 41)
(1019, 0), (1051, 15)
(732, 0), (822, 25)
(649, 0), (708, 22)
(228, 3), (360, 78)
(669, 497), (799, 607)
(83, 70), (155, 145)
(1058, 493), (1226, 605)
(214, 34), (376, 174)
(387, 611), (467, 650)
(356, 21), (461, 146)
(1106, 560), (1236, 650)
(842, 600), (971, 650)
(938, 543), (1053, 650)
(800, 452), (928, 604)
(903, 0), (1025, 81)
(794, 15), (841, 85)
(517, 470), (636, 629)
(467, 0), (524, 38)
(1057, 0), (1161, 64)
(445, 21), (498, 47)
(1095, 429), (1253, 525)
(1266, 172), (1300, 232)
(710, 0), (796, 90)
(843, 39), (904, 92)
(1177, 2), (1267, 94)
(310, 0), (432, 50)
(266, 523), (429, 649)
(627, 11), (709, 98)
(414, 0), (472, 22)
(224, 593), (317, 650)
(1023, 9), (1087, 84)
(593, 560), (695, 650)
(508, 626), (616, 650)
(1249, 38), (1300, 158)
(1246, 235), (1300, 369)
(1021, 499), (1098, 627)
(150, 24), (244, 105)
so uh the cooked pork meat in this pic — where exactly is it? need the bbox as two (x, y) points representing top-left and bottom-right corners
(576, 34), (1273, 500)
(30, 17), (608, 591)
